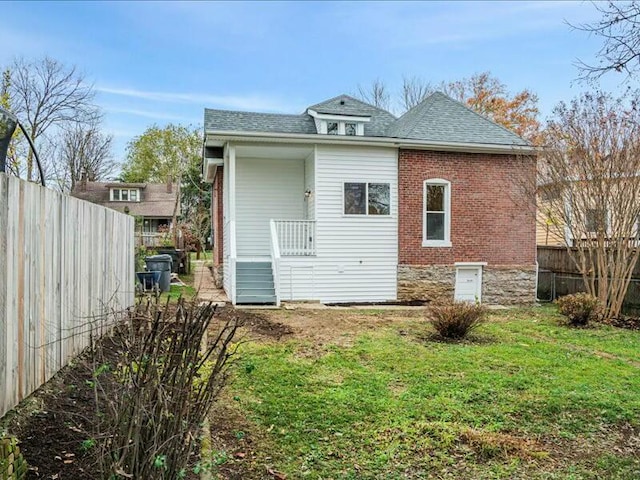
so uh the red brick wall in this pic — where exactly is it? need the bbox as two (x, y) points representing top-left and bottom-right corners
(212, 167), (224, 266)
(398, 149), (536, 266)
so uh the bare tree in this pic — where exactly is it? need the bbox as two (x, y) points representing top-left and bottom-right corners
(573, 1), (640, 81)
(536, 91), (640, 318)
(7, 56), (98, 181)
(355, 78), (391, 111)
(354, 73), (539, 141)
(53, 119), (117, 193)
(401, 76), (434, 111)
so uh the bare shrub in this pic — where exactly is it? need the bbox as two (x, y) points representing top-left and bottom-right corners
(556, 292), (601, 326)
(91, 298), (240, 479)
(429, 301), (487, 339)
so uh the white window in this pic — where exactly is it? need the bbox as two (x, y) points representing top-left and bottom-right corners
(111, 188), (140, 202)
(423, 179), (451, 247)
(344, 182), (390, 215)
(320, 120), (364, 136)
(345, 123), (357, 136)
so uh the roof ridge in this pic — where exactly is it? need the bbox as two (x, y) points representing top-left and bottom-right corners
(204, 107), (305, 118)
(432, 92), (530, 145)
(308, 93), (396, 118)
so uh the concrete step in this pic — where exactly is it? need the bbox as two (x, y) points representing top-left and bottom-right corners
(236, 278), (273, 289)
(236, 294), (277, 305)
(235, 261), (277, 305)
(237, 262), (272, 270)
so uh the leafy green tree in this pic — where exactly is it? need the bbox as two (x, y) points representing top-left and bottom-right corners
(121, 124), (201, 184)
(122, 124), (210, 244)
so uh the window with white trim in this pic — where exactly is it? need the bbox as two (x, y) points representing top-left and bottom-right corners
(344, 182), (390, 215)
(320, 120), (365, 136)
(111, 188), (140, 202)
(423, 179), (451, 246)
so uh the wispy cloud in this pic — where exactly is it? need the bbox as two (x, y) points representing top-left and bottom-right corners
(103, 105), (198, 123)
(97, 86), (293, 112)
(347, 1), (600, 50)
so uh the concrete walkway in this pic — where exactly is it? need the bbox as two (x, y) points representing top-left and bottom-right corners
(191, 260), (228, 304)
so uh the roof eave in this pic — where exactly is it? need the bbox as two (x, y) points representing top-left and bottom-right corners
(204, 130), (537, 155)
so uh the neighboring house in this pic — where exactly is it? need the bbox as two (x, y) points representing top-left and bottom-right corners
(536, 185), (566, 246)
(536, 179), (640, 248)
(71, 179), (180, 247)
(202, 93), (537, 305)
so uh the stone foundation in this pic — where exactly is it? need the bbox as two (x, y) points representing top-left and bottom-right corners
(397, 265), (455, 303)
(398, 264), (537, 305)
(212, 264), (224, 288)
(482, 266), (537, 305)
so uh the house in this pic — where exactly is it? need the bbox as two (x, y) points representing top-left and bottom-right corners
(202, 93), (537, 305)
(536, 176), (640, 248)
(71, 179), (180, 247)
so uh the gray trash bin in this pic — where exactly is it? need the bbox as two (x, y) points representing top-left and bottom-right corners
(145, 254), (173, 292)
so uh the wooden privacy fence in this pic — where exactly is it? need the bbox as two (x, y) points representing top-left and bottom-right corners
(537, 245), (640, 312)
(538, 245), (640, 276)
(0, 173), (135, 419)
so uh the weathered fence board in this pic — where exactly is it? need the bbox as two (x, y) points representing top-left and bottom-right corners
(0, 173), (135, 418)
(538, 245), (640, 276)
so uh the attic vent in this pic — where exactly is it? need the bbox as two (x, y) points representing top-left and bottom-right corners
(340, 100), (345, 105)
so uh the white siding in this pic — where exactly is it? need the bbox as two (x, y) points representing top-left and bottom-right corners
(279, 145), (398, 303)
(236, 157), (305, 256)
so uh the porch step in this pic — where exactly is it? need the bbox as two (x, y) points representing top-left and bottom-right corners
(236, 261), (276, 305)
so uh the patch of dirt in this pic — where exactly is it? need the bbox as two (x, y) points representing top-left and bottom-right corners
(603, 316), (640, 330)
(541, 422), (640, 468)
(2, 348), (110, 479)
(1, 332), (201, 480)
(216, 307), (294, 340)
(249, 307), (424, 344)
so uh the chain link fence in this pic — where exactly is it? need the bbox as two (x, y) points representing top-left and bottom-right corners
(538, 269), (640, 314)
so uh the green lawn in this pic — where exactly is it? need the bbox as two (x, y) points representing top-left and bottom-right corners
(189, 250), (212, 262)
(218, 306), (640, 479)
(151, 273), (196, 302)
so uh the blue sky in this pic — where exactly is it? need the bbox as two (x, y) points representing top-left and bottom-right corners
(0, 1), (628, 162)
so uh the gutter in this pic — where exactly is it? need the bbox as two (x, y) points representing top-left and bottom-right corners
(204, 130), (537, 155)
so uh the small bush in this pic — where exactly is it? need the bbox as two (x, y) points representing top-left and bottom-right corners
(429, 300), (487, 339)
(556, 292), (601, 326)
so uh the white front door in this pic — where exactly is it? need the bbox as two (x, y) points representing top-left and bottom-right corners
(454, 266), (482, 303)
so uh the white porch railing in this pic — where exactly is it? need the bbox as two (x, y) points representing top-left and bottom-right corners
(269, 220), (281, 306)
(273, 220), (316, 256)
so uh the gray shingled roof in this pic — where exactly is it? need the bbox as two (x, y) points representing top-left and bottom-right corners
(204, 109), (316, 135)
(70, 182), (179, 217)
(203, 92), (529, 147)
(386, 92), (529, 146)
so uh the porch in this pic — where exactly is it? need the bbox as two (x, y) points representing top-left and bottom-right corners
(221, 144), (317, 305)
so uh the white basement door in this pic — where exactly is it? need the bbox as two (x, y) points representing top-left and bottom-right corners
(454, 266), (482, 303)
